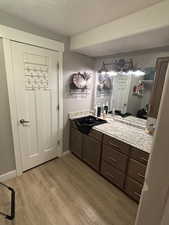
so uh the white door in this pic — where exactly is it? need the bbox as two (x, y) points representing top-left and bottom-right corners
(111, 74), (131, 114)
(11, 42), (60, 171)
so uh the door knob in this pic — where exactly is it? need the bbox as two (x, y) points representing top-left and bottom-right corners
(20, 119), (30, 125)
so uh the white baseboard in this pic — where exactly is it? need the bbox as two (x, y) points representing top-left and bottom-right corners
(0, 170), (16, 182)
(62, 150), (70, 157)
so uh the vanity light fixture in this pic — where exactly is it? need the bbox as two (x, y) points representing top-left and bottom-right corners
(98, 59), (145, 77)
(126, 69), (145, 76)
(98, 62), (118, 77)
(108, 71), (118, 77)
(133, 70), (146, 76)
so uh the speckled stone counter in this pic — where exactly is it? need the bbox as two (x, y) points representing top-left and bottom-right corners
(112, 115), (147, 130)
(69, 111), (153, 153)
(93, 120), (153, 153)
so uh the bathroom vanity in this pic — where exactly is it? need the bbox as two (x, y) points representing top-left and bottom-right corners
(69, 56), (169, 203)
(70, 116), (152, 203)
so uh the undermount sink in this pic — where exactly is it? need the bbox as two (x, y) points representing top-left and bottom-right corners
(74, 116), (107, 134)
(75, 115), (107, 126)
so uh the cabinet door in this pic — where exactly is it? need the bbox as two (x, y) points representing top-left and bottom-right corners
(127, 159), (146, 184)
(82, 135), (101, 171)
(70, 127), (83, 158)
(149, 57), (169, 118)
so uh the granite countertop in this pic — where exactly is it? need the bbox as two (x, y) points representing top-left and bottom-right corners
(93, 119), (153, 154)
(112, 115), (147, 130)
(69, 111), (153, 154)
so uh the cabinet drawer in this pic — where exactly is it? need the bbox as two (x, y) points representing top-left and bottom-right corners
(128, 159), (146, 184)
(131, 147), (149, 165)
(101, 162), (125, 188)
(125, 177), (143, 202)
(102, 144), (128, 172)
(89, 129), (102, 142)
(103, 135), (130, 155)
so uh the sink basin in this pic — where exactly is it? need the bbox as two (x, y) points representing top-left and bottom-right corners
(74, 116), (107, 134)
(75, 115), (107, 126)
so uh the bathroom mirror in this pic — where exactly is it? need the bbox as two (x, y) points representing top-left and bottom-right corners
(95, 63), (155, 120)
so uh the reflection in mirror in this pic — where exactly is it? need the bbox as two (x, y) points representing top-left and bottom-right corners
(95, 62), (155, 120)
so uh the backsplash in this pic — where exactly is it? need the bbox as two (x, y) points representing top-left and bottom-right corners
(68, 110), (94, 119)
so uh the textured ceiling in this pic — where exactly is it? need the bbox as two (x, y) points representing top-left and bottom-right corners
(0, 0), (163, 36)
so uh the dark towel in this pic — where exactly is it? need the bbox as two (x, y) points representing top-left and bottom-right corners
(74, 116), (107, 135)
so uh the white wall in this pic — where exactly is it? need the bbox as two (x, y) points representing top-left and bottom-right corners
(0, 39), (16, 175)
(63, 52), (95, 151)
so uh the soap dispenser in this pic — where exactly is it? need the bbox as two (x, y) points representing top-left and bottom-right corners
(104, 102), (109, 114)
(97, 104), (101, 117)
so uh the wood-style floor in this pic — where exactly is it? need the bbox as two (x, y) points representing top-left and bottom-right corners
(0, 154), (137, 225)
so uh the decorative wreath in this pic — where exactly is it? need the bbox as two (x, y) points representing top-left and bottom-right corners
(70, 72), (91, 89)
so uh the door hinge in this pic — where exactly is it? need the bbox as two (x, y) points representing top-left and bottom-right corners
(57, 140), (60, 146)
(57, 104), (59, 111)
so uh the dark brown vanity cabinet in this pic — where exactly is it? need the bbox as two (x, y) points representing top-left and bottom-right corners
(149, 57), (169, 118)
(103, 135), (130, 155)
(130, 147), (149, 165)
(102, 144), (128, 172)
(101, 135), (130, 189)
(70, 121), (102, 171)
(127, 159), (146, 184)
(83, 134), (101, 171)
(70, 121), (150, 203)
(125, 177), (143, 202)
(124, 147), (149, 202)
(101, 162), (125, 189)
(70, 127), (83, 159)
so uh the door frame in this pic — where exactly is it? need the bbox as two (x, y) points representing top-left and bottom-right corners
(0, 25), (64, 175)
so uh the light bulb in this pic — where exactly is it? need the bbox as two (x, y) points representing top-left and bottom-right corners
(108, 71), (118, 76)
(134, 70), (145, 76)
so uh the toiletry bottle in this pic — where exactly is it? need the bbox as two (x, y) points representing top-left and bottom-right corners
(97, 104), (101, 117)
(104, 101), (109, 114)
